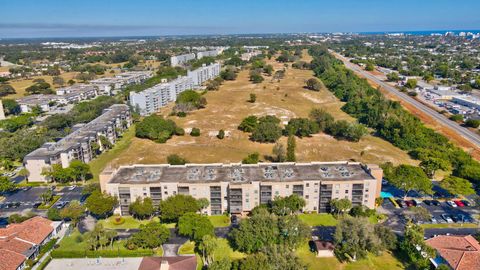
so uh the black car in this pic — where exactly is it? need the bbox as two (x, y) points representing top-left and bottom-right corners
(431, 200), (441, 206)
(231, 215), (239, 225)
(33, 202), (42, 209)
(423, 200), (432, 206)
(461, 200), (472, 207)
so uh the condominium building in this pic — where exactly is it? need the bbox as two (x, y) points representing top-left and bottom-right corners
(170, 53), (196, 67)
(196, 49), (221, 59)
(187, 63), (221, 86)
(130, 63), (220, 116)
(100, 162), (382, 216)
(16, 94), (59, 113)
(90, 71), (153, 95)
(24, 104), (131, 182)
(55, 84), (99, 103)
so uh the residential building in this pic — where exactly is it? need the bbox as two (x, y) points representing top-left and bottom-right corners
(196, 49), (221, 59)
(0, 216), (63, 270)
(452, 96), (480, 110)
(16, 94), (59, 113)
(100, 162), (382, 216)
(130, 63), (220, 116)
(90, 71), (153, 95)
(24, 104), (131, 182)
(241, 50), (262, 61)
(426, 235), (480, 270)
(170, 53), (196, 67)
(187, 63), (221, 86)
(56, 84), (98, 103)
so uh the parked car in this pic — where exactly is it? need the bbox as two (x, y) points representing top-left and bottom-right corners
(405, 200), (414, 207)
(68, 185), (76, 191)
(447, 201), (457, 208)
(431, 200), (441, 206)
(423, 200), (432, 206)
(452, 214), (467, 223)
(231, 215), (239, 225)
(430, 216), (438, 224)
(33, 202), (42, 209)
(454, 200), (465, 207)
(461, 200), (472, 207)
(56, 201), (69, 209)
(441, 214), (454, 223)
(413, 199), (422, 206)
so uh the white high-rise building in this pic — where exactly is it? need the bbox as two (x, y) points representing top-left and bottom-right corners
(170, 53), (196, 67)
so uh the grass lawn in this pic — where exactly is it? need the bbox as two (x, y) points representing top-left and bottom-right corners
(208, 215), (231, 227)
(178, 241), (196, 254)
(296, 242), (406, 270)
(420, 223), (478, 229)
(179, 238), (245, 270)
(97, 216), (175, 229)
(298, 213), (338, 226)
(51, 229), (154, 258)
(101, 50), (416, 170)
(38, 196), (61, 210)
(88, 126), (135, 182)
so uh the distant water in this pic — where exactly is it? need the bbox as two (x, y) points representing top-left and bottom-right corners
(360, 30), (480, 36)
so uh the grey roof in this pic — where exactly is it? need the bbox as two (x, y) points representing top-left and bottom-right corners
(24, 104), (129, 160)
(109, 162), (376, 185)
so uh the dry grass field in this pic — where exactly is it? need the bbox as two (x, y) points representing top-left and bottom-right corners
(103, 50), (416, 169)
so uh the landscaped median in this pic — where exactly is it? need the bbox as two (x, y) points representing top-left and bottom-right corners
(38, 196), (61, 210)
(97, 216), (175, 229)
(420, 223), (479, 229)
(50, 229), (155, 258)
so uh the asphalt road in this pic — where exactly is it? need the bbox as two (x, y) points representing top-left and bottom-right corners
(332, 51), (480, 148)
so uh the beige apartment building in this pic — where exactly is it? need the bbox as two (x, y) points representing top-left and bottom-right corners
(100, 162), (383, 216)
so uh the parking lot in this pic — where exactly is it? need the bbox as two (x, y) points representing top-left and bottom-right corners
(381, 182), (479, 227)
(0, 186), (85, 217)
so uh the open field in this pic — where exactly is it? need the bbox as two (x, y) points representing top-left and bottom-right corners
(296, 242), (406, 270)
(103, 50), (416, 169)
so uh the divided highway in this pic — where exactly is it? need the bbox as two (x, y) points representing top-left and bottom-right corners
(333, 51), (480, 148)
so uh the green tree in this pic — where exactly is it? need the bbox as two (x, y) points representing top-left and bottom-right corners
(60, 200), (85, 225)
(178, 213), (214, 242)
(285, 118), (320, 137)
(135, 115), (179, 143)
(405, 78), (417, 89)
(176, 90), (207, 109)
(272, 143), (286, 162)
(199, 235), (219, 266)
(85, 190), (118, 218)
(334, 216), (382, 261)
(190, 127), (201, 137)
(129, 197), (155, 219)
(271, 195), (306, 215)
(365, 63), (375, 71)
(126, 221), (169, 249)
(440, 176), (475, 196)
(249, 93), (256, 103)
(386, 72), (400, 82)
(465, 119), (480, 128)
(47, 207), (62, 221)
(330, 198), (352, 215)
(68, 160), (91, 183)
(419, 157), (450, 178)
(242, 152), (260, 164)
(158, 194), (201, 222)
(309, 108), (334, 132)
(251, 120), (282, 143)
(374, 224), (397, 250)
(167, 154), (189, 165)
(400, 221), (435, 269)
(18, 168), (30, 182)
(384, 164), (432, 199)
(217, 129), (225, 139)
(0, 176), (16, 192)
(305, 78), (323, 91)
(238, 116), (258, 132)
(286, 135), (296, 162)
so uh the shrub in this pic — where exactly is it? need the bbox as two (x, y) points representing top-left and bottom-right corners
(465, 119), (480, 128)
(217, 129), (225, 139)
(190, 127), (200, 137)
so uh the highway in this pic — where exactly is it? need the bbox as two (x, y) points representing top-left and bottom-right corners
(332, 51), (480, 148)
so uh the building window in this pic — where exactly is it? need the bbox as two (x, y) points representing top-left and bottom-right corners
(254, 190), (258, 194)
(173, 191), (177, 195)
(246, 199), (249, 203)
(305, 195), (309, 199)
(314, 206), (317, 210)
(143, 193), (147, 196)
(365, 189), (369, 192)
(345, 190), (349, 194)
(365, 194), (369, 198)
(164, 191), (168, 195)
(275, 191), (279, 195)
(314, 183), (319, 186)
(286, 185), (289, 188)
(164, 186), (168, 190)
(335, 184), (340, 189)
(306, 183), (310, 187)
(335, 190), (339, 194)
(314, 189), (318, 193)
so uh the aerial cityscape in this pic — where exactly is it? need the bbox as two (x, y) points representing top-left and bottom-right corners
(1, 1), (480, 270)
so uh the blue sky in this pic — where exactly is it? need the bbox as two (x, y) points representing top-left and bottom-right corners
(1, 0), (479, 38)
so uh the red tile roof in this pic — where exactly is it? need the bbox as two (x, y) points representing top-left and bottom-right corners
(0, 216), (54, 245)
(313, 240), (335, 251)
(138, 256), (197, 270)
(0, 249), (26, 270)
(0, 237), (33, 255)
(426, 235), (480, 270)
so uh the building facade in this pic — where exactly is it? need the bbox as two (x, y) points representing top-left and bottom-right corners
(170, 53), (196, 67)
(24, 104), (131, 182)
(100, 162), (382, 216)
(130, 63), (220, 116)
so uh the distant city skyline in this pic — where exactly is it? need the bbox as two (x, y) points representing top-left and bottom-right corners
(1, 0), (480, 38)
